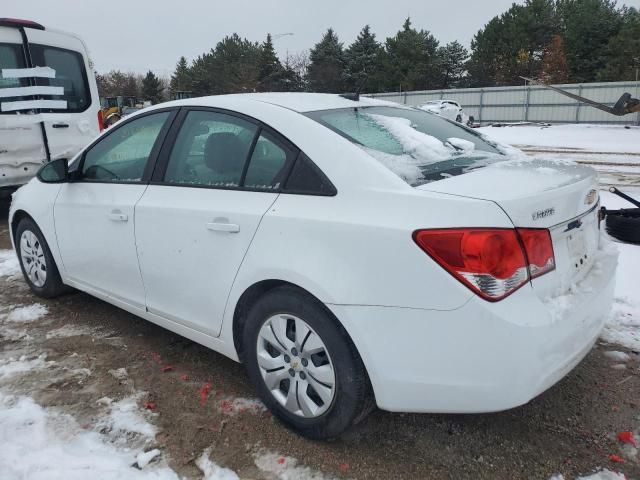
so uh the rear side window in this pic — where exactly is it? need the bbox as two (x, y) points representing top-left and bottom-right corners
(284, 153), (336, 196)
(30, 44), (91, 112)
(244, 130), (297, 190)
(164, 110), (258, 187)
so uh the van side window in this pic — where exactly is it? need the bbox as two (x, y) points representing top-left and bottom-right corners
(0, 43), (28, 90)
(29, 44), (91, 113)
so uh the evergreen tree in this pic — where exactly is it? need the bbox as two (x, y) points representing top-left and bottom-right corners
(383, 18), (439, 91)
(597, 7), (640, 81)
(170, 56), (192, 95)
(257, 34), (285, 92)
(343, 25), (384, 93)
(307, 28), (346, 93)
(142, 70), (163, 104)
(437, 41), (469, 88)
(540, 35), (569, 83)
(557, 0), (624, 82)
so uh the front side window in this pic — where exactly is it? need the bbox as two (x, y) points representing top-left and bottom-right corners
(82, 112), (170, 182)
(164, 111), (257, 187)
(306, 106), (503, 186)
(30, 44), (91, 112)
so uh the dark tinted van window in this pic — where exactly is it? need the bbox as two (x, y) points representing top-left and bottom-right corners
(0, 43), (27, 87)
(30, 44), (91, 112)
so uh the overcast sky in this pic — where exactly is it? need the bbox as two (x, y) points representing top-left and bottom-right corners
(5, 0), (640, 77)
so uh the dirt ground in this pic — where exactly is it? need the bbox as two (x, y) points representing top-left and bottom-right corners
(1, 197), (639, 480)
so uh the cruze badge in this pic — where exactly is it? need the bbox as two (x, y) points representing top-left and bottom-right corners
(532, 207), (555, 221)
(584, 189), (598, 205)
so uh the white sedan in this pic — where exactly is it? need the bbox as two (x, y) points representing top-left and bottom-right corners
(9, 93), (616, 439)
(419, 99), (471, 124)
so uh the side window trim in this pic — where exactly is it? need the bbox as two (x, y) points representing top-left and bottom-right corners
(71, 108), (179, 185)
(282, 152), (337, 197)
(238, 126), (263, 187)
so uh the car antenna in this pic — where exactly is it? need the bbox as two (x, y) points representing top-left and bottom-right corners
(339, 70), (369, 102)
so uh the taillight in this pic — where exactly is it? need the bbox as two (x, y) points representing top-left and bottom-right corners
(413, 227), (555, 302)
(97, 110), (104, 131)
(517, 228), (555, 278)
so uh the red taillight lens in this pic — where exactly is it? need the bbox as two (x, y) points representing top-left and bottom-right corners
(517, 228), (555, 278)
(414, 228), (556, 301)
(414, 229), (529, 301)
(97, 110), (104, 131)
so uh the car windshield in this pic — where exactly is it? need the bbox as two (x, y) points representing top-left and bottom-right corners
(305, 106), (504, 186)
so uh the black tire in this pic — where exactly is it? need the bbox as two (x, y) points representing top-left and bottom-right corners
(15, 217), (69, 298)
(242, 286), (373, 439)
(606, 208), (640, 245)
(456, 115), (462, 123)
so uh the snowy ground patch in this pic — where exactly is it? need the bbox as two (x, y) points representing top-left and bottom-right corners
(0, 393), (179, 480)
(254, 450), (334, 480)
(0, 249), (20, 278)
(599, 190), (640, 351)
(196, 447), (239, 480)
(4, 303), (48, 323)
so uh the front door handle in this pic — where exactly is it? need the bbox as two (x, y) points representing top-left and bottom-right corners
(108, 211), (128, 222)
(206, 222), (240, 233)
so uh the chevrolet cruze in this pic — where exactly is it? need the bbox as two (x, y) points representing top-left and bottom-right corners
(9, 93), (617, 439)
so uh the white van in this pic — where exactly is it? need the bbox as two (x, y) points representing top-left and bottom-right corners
(0, 18), (101, 196)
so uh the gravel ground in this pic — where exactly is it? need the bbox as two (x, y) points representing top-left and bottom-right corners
(1, 196), (639, 480)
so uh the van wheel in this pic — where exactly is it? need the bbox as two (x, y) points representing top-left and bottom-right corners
(242, 286), (373, 439)
(15, 218), (69, 298)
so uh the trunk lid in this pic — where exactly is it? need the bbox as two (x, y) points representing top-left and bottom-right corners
(418, 158), (602, 297)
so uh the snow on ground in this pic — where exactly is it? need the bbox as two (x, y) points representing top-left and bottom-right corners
(196, 448), (240, 480)
(4, 303), (48, 323)
(478, 124), (640, 155)
(600, 190), (640, 351)
(0, 249), (20, 278)
(550, 469), (627, 479)
(254, 451), (334, 480)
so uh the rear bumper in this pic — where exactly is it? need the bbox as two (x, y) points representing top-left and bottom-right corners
(329, 244), (618, 413)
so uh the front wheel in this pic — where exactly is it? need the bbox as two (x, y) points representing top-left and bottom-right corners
(242, 286), (373, 439)
(15, 217), (69, 298)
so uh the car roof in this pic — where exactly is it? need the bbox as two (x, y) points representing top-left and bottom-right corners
(165, 92), (400, 113)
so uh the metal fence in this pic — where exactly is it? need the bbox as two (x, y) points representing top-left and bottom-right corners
(366, 81), (640, 125)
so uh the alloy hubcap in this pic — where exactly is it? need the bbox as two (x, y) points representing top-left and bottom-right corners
(19, 230), (47, 288)
(256, 314), (336, 418)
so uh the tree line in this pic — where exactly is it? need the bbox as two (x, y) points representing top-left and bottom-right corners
(96, 0), (640, 102)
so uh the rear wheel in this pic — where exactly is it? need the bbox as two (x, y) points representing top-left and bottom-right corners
(15, 217), (69, 298)
(242, 286), (373, 439)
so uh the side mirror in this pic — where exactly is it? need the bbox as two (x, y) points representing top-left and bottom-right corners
(37, 158), (69, 183)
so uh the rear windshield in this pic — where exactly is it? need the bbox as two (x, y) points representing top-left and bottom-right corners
(305, 106), (504, 186)
(0, 43), (90, 114)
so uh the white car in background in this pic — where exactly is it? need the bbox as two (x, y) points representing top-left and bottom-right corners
(0, 18), (102, 197)
(9, 93), (616, 440)
(419, 99), (472, 125)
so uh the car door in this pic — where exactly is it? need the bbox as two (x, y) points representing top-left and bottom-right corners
(25, 28), (101, 164)
(135, 108), (297, 337)
(54, 109), (175, 309)
(0, 29), (45, 187)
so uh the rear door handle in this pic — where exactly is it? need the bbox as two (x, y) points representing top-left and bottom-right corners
(108, 211), (128, 222)
(52, 123), (69, 129)
(206, 222), (240, 233)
